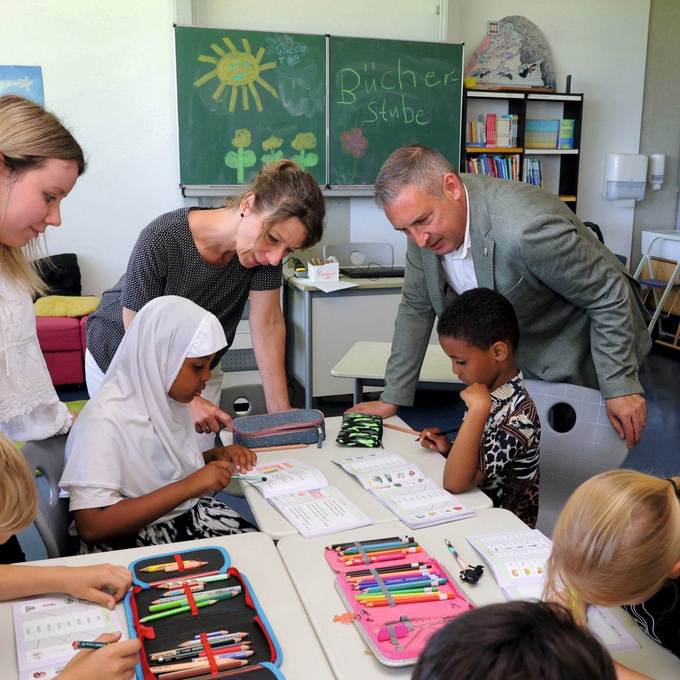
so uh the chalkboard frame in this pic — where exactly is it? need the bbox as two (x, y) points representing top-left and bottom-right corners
(174, 25), (463, 195)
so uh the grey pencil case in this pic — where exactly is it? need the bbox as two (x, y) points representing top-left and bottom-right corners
(232, 409), (326, 448)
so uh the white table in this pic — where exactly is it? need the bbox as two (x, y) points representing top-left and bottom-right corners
(284, 274), (406, 407)
(277, 510), (680, 680)
(1, 533), (333, 680)
(231, 415), (491, 540)
(331, 340), (462, 404)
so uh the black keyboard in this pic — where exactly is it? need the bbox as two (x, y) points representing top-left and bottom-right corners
(340, 266), (404, 279)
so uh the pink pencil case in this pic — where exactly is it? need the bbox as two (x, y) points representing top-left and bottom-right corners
(325, 538), (474, 666)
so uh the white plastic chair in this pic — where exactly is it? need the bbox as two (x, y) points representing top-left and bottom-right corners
(323, 242), (393, 268)
(21, 435), (73, 558)
(524, 380), (629, 537)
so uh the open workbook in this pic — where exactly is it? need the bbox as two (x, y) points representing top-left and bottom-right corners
(245, 459), (372, 537)
(466, 530), (641, 652)
(13, 595), (127, 680)
(333, 451), (475, 528)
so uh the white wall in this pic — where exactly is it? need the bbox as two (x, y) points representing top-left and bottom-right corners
(449, 0), (651, 261)
(2, 0), (183, 294)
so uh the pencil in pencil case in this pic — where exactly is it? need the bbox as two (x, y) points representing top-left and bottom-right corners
(232, 409), (326, 449)
(324, 536), (474, 666)
(124, 547), (285, 679)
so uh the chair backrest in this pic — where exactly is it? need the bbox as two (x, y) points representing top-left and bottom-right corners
(220, 383), (267, 418)
(20, 435), (72, 558)
(323, 242), (394, 268)
(524, 380), (628, 537)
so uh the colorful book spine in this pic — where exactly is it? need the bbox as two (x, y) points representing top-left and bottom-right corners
(558, 119), (575, 149)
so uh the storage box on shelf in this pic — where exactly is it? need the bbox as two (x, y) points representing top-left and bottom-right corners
(461, 89), (583, 210)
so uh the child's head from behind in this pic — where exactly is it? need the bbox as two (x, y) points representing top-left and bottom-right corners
(546, 469), (680, 612)
(413, 600), (615, 680)
(0, 433), (37, 544)
(436, 288), (519, 387)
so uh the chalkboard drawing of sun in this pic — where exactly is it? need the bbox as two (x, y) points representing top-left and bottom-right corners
(194, 36), (279, 112)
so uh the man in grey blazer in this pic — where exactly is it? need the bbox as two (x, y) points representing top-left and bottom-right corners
(351, 145), (651, 446)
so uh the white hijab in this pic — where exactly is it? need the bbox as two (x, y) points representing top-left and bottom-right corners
(61, 296), (226, 512)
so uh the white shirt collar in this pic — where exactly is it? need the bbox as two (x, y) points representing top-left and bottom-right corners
(446, 184), (471, 260)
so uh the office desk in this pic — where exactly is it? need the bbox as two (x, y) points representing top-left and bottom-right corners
(331, 340), (462, 404)
(284, 274), (405, 407)
(277, 510), (680, 680)
(234, 415), (491, 540)
(1, 533), (333, 680)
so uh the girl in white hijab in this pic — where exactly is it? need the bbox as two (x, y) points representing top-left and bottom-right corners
(60, 296), (257, 553)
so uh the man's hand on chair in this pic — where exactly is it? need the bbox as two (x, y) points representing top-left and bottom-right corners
(346, 400), (398, 418)
(605, 394), (647, 447)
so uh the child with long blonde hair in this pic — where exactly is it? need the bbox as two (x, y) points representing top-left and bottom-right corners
(0, 433), (140, 679)
(545, 469), (680, 676)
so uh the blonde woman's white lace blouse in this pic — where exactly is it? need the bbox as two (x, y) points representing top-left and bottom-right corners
(0, 271), (72, 441)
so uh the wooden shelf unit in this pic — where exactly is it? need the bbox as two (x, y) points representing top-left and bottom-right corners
(461, 89), (584, 211)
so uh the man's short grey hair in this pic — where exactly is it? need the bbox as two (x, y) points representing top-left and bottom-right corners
(374, 145), (456, 207)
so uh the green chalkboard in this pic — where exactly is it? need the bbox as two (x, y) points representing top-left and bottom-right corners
(175, 26), (326, 186)
(329, 36), (463, 186)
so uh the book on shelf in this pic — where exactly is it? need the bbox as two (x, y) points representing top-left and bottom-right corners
(522, 157), (542, 187)
(558, 118), (575, 149)
(466, 113), (519, 148)
(333, 451), (475, 528)
(245, 459), (372, 537)
(466, 154), (520, 181)
(466, 530), (640, 653)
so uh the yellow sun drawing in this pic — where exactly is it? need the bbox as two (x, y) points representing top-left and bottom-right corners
(194, 36), (278, 112)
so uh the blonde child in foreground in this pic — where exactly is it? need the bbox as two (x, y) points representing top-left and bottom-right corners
(0, 432), (140, 679)
(545, 469), (680, 680)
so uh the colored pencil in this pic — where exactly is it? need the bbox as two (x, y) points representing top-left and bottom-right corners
(251, 443), (309, 452)
(359, 578), (447, 594)
(329, 535), (413, 551)
(151, 586), (241, 606)
(339, 539), (417, 555)
(140, 560), (207, 573)
(179, 632), (249, 647)
(383, 422), (420, 435)
(365, 593), (453, 607)
(151, 643), (251, 663)
(348, 568), (434, 583)
(339, 545), (420, 560)
(345, 561), (431, 578)
(416, 426), (460, 442)
(139, 598), (218, 623)
(154, 659), (247, 680)
(231, 474), (268, 481)
(150, 651), (253, 672)
(72, 640), (109, 650)
(341, 551), (423, 566)
(148, 590), (238, 612)
(357, 586), (441, 599)
(150, 570), (222, 588)
(157, 573), (231, 590)
(153, 635), (249, 659)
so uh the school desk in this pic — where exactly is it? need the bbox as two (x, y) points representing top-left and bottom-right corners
(277, 510), (680, 680)
(331, 340), (462, 404)
(223, 415), (492, 540)
(0, 532), (333, 680)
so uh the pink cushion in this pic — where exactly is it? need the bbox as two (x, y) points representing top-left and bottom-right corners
(35, 316), (81, 352)
(80, 314), (89, 352)
(43, 350), (85, 385)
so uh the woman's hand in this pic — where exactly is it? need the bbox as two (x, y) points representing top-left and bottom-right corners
(58, 565), (132, 609)
(58, 632), (140, 680)
(189, 396), (233, 435)
(185, 459), (234, 496)
(418, 427), (452, 455)
(210, 445), (257, 472)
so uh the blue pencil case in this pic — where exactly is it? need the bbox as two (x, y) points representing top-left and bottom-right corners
(124, 546), (284, 679)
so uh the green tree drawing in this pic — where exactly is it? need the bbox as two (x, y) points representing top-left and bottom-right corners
(291, 132), (319, 171)
(225, 129), (256, 183)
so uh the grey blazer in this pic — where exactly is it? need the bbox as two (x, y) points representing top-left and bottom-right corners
(382, 174), (651, 406)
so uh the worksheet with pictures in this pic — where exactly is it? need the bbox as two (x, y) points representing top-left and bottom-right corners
(246, 459), (328, 500)
(13, 595), (126, 680)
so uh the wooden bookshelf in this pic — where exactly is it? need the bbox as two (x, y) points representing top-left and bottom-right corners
(461, 89), (583, 211)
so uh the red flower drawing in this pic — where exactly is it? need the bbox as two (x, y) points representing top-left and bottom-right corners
(340, 128), (369, 159)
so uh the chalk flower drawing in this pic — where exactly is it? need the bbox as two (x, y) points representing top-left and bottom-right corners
(225, 129), (256, 184)
(291, 132), (319, 170)
(194, 36), (279, 112)
(340, 128), (369, 159)
(261, 135), (284, 165)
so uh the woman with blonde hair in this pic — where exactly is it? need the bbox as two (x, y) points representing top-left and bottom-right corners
(0, 95), (85, 562)
(85, 159), (325, 449)
(545, 469), (680, 674)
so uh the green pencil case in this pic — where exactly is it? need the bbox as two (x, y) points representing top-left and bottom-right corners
(336, 413), (383, 447)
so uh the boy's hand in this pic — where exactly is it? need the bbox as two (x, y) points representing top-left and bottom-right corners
(210, 445), (257, 472)
(186, 459), (234, 495)
(59, 632), (141, 680)
(418, 427), (452, 455)
(460, 383), (492, 414)
(59, 565), (132, 609)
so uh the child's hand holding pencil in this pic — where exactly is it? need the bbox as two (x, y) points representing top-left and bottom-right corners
(61, 632), (140, 680)
(417, 426), (459, 456)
